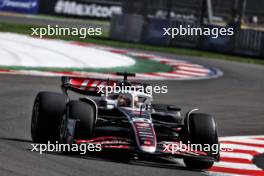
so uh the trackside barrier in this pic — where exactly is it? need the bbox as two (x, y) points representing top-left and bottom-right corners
(200, 24), (234, 53)
(142, 17), (171, 46)
(109, 14), (127, 40)
(0, 0), (39, 14)
(38, 0), (122, 20)
(262, 33), (264, 57)
(234, 29), (263, 57)
(110, 14), (264, 58)
(110, 14), (144, 42)
(170, 21), (201, 49)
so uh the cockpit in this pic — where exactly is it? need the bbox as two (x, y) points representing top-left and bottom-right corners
(107, 92), (152, 109)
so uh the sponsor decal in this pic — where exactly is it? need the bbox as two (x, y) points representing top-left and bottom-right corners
(54, 0), (122, 19)
(135, 122), (150, 128)
(0, 0), (39, 13)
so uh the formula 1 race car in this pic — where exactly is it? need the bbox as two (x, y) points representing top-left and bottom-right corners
(31, 72), (220, 169)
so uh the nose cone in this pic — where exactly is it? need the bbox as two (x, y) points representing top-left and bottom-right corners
(132, 120), (157, 154)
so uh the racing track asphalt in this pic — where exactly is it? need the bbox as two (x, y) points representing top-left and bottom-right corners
(0, 51), (263, 176)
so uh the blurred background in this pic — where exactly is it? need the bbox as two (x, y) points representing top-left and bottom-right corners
(0, 0), (264, 59)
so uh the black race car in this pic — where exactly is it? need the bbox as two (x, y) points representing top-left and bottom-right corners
(31, 73), (220, 169)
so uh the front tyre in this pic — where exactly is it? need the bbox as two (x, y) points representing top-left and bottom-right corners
(183, 113), (219, 170)
(183, 158), (214, 170)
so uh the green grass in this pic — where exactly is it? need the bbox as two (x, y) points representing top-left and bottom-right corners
(1, 22), (264, 65)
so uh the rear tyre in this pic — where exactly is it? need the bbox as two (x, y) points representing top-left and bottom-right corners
(31, 92), (67, 143)
(67, 100), (95, 140)
(183, 113), (219, 170)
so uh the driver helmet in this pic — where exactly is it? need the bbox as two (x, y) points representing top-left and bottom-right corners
(117, 94), (131, 107)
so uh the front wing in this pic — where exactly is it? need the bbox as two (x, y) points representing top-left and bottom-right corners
(75, 136), (218, 161)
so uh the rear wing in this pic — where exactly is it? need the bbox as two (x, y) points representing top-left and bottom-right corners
(61, 76), (116, 96)
(61, 75), (151, 96)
